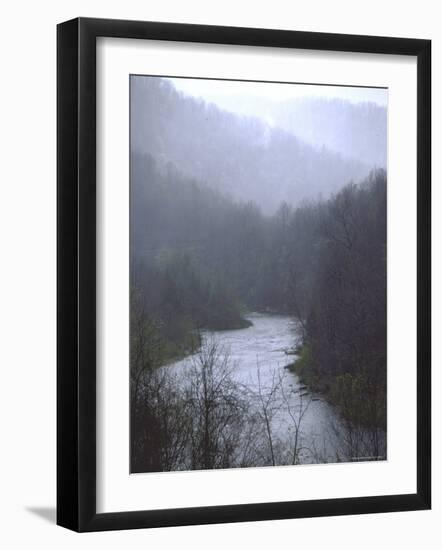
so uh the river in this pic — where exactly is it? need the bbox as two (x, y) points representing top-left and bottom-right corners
(167, 312), (344, 465)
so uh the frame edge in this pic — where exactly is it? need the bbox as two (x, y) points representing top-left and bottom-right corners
(57, 17), (432, 532)
(416, 38), (431, 510)
(57, 17), (80, 531)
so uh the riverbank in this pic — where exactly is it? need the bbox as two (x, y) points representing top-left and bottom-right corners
(161, 314), (253, 367)
(286, 344), (386, 438)
(285, 345), (330, 394)
(159, 313), (349, 466)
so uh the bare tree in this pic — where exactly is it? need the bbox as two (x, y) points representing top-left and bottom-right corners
(250, 364), (284, 466)
(186, 337), (247, 470)
(279, 372), (312, 465)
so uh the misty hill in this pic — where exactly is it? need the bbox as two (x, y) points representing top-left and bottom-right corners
(271, 97), (387, 168)
(131, 152), (273, 309)
(191, 92), (387, 169)
(131, 77), (372, 213)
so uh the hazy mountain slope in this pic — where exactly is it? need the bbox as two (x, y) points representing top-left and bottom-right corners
(272, 97), (387, 168)
(131, 77), (372, 213)
(177, 91), (387, 168)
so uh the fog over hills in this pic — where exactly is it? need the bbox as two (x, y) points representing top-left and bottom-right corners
(169, 78), (387, 172)
(131, 77), (383, 213)
(270, 97), (386, 167)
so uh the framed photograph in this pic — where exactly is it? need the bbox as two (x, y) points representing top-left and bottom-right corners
(57, 17), (431, 532)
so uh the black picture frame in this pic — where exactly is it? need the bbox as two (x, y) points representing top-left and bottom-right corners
(57, 17), (431, 532)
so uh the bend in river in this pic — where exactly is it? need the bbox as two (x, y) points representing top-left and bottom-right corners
(167, 312), (344, 465)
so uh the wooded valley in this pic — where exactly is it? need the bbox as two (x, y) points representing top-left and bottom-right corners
(130, 77), (387, 472)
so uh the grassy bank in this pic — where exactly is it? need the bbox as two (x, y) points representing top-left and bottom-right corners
(286, 344), (386, 433)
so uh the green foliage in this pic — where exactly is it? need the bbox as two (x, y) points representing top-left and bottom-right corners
(329, 372), (386, 431)
(290, 344), (329, 394)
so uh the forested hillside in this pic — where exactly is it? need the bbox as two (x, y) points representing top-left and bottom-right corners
(285, 171), (387, 446)
(272, 97), (387, 167)
(197, 91), (387, 168)
(132, 148), (386, 421)
(131, 78), (371, 213)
